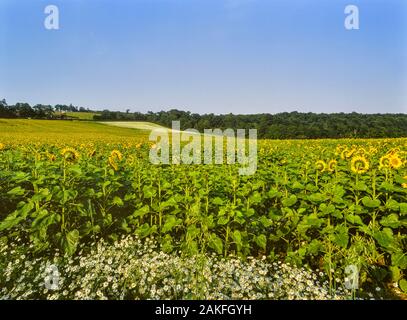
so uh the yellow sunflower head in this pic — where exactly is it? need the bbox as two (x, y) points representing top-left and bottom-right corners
(48, 153), (56, 162)
(108, 150), (123, 171)
(315, 160), (326, 172)
(369, 147), (378, 155)
(88, 149), (96, 157)
(340, 148), (348, 160)
(61, 147), (80, 163)
(110, 150), (123, 161)
(389, 154), (403, 169)
(327, 160), (337, 172)
(387, 148), (400, 156)
(126, 155), (136, 166)
(355, 148), (366, 156)
(345, 148), (356, 159)
(335, 145), (345, 156)
(0, 143), (5, 151)
(402, 176), (407, 189)
(351, 156), (369, 174)
(379, 155), (391, 170)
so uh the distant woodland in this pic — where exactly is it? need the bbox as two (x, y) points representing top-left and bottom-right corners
(1, 99), (406, 139)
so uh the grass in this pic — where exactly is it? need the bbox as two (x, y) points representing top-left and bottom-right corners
(99, 121), (166, 130)
(56, 112), (101, 120)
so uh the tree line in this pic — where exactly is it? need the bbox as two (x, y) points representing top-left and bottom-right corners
(0, 99), (92, 119)
(1, 99), (406, 139)
(94, 109), (407, 139)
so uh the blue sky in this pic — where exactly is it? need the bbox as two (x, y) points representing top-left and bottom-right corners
(0, 0), (406, 114)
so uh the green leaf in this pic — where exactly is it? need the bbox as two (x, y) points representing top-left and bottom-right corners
(67, 165), (82, 176)
(399, 279), (407, 293)
(361, 196), (381, 208)
(373, 228), (394, 248)
(389, 266), (401, 282)
(255, 234), (267, 250)
(232, 230), (243, 248)
(391, 252), (407, 269)
(354, 181), (368, 191)
(212, 197), (224, 205)
(162, 215), (182, 233)
(136, 223), (154, 238)
(307, 239), (323, 255)
(142, 185), (156, 198)
(7, 186), (25, 196)
(379, 182), (394, 192)
(331, 225), (349, 249)
(249, 192), (262, 204)
(112, 196), (124, 206)
(259, 216), (272, 228)
(291, 181), (304, 190)
(319, 203), (335, 216)
(0, 202), (34, 232)
(308, 193), (328, 203)
(132, 205), (150, 218)
(380, 214), (401, 229)
(217, 216), (229, 225)
(282, 195), (297, 207)
(60, 229), (79, 256)
(161, 234), (173, 253)
(31, 209), (60, 230)
(208, 234), (223, 255)
(268, 188), (282, 199)
(303, 213), (324, 227)
(346, 214), (364, 226)
(385, 199), (400, 212)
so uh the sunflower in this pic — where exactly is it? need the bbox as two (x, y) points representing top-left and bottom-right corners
(355, 148), (367, 156)
(379, 155), (391, 170)
(351, 156), (369, 174)
(335, 145), (345, 156)
(0, 143), (5, 151)
(327, 160), (337, 172)
(61, 147), (80, 163)
(108, 150), (123, 171)
(126, 155), (136, 166)
(402, 176), (407, 189)
(368, 147), (378, 155)
(315, 160), (326, 172)
(48, 153), (56, 162)
(340, 148), (348, 160)
(389, 154), (403, 169)
(110, 150), (123, 161)
(388, 148), (400, 156)
(88, 149), (96, 157)
(345, 148), (356, 159)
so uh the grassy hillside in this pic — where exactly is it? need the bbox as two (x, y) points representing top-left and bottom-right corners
(0, 119), (150, 143)
(99, 121), (165, 130)
(55, 112), (101, 120)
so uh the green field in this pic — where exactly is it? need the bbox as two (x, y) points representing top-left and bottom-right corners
(54, 112), (101, 120)
(0, 119), (151, 142)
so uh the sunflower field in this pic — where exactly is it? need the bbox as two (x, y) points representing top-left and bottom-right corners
(0, 121), (406, 299)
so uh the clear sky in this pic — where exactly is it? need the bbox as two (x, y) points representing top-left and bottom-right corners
(0, 0), (406, 114)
